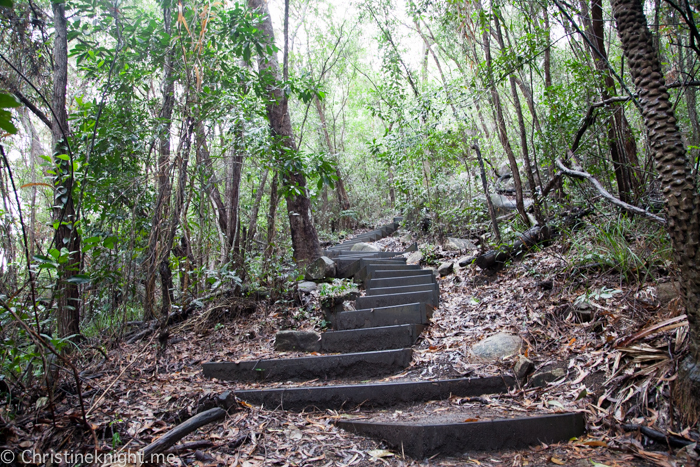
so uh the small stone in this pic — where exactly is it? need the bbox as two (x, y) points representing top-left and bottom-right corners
(274, 330), (322, 352)
(529, 367), (566, 388)
(458, 256), (475, 268)
(445, 237), (477, 251)
(437, 261), (454, 277)
(305, 256), (336, 280)
(297, 281), (317, 293)
(514, 355), (533, 379)
(406, 251), (423, 265)
(656, 282), (680, 307)
(471, 333), (523, 361)
(350, 242), (380, 252)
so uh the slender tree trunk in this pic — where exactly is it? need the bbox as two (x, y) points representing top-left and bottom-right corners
(264, 171), (279, 264)
(494, 13), (543, 224)
(314, 96), (351, 224)
(195, 123), (227, 235)
(0, 168), (16, 293)
(144, 5), (175, 320)
(248, 0), (320, 263)
(225, 123), (244, 262)
(52, 0), (81, 338)
(479, 3), (529, 226)
(246, 167), (269, 251)
(581, 0), (642, 203)
(19, 108), (43, 259)
(473, 144), (501, 244)
(611, 0), (700, 420)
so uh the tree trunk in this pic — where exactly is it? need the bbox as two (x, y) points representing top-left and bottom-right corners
(246, 167), (269, 251)
(494, 13), (543, 224)
(581, 0), (642, 203)
(144, 4), (175, 320)
(52, 0), (81, 338)
(264, 171), (279, 265)
(248, 0), (320, 264)
(473, 144), (501, 244)
(479, 4), (529, 227)
(611, 0), (700, 420)
(225, 123), (244, 262)
(314, 96), (351, 226)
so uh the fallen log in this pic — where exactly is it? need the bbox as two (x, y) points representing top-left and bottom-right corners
(474, 208), (591, 271)
(475, 225), (552, 270)
(140, 408), (226, 461)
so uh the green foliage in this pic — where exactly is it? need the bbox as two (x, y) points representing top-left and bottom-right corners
(567, 215), (672, 283)
(318, 279), (358, 298)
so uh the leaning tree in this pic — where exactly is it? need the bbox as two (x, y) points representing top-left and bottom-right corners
(611, 0), (700, 418)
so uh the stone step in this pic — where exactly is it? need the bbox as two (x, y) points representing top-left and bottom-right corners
(338, 258), (407, 279)
(358, 263), (422, 282)
(331, 303), (432, 330)
(325, 251), (401, 259)
(355, 289), (438, 309)
(202, 349), (412, 382)
(231, 376), (515, 411)
(366, 275), (436, 289)
(321, 324), (424, 353)
(336, 412), (585, 459)
(372, 269), (435, 279)
(366, 284), (439, 306)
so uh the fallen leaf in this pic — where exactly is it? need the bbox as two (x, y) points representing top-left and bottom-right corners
(367, 449), (394, 458)
(550, 457), (566, 465)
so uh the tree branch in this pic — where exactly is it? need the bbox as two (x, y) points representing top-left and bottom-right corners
(556, 155), (666, 225)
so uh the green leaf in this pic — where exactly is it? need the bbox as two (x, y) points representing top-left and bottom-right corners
(103, 236), (118, 249)
(55, 154), (70, 161)
(0, 93), (20, 108)
(66, 274), (91, 284)
(0, 0), (14, 8)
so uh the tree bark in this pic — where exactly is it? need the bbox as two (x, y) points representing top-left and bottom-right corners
(494, 13), (543, 224)
(473, 144), (501, 243)
(52, 0), (81, 338)
(611, 0), (700, 419)
(264, 171), (279, 265)
(246, 167), (269, 251)
(581, 0), (642, 203)
(248, 0), (320, 264)
(144, 4), (175, 320)
(479, 3), (529, 226)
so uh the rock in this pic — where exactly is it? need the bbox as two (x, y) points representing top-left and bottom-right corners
(437, 261), (454, 277)
(305, 256), (336, 280)
(497, 162), (511, 178)
(529, 367), (566, 388)
(445, 237), (477, 251)
(513, 355), (533, 379)
(458, 256), (475, 268)
(350, 242), (380, 252)
(656, 282), (680, 307)
(403, 242), (418, 252)
(406, 251), (423, 265)
(400, 233), (413, 243)
(470, 333), (523, 361)
(490, 194), (534, 216)
(297, 281), (318, 293)
(274, 330), (321, 352)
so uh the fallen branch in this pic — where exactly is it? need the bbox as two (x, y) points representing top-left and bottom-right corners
(140, 408), (226, 460)
(555, 156), (666, 225)
(622, 424), (700, 452)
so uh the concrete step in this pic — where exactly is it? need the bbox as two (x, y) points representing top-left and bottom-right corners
(366, 284), (439, 306)
(338, 258), (407, 279)
(355, 289), (438, 309)
(331, 303), (432, 330)
(372, 269), (434, 280)
(202, 349), (412, 382)
(336, 412), (585, 459)
(358, 263), (421, 282)
(321, 324), (424, 353)
(231, 376), (515, 411)
(366, 275), (436, 289)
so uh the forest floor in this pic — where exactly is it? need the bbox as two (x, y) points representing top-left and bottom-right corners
(1, 225), (697, 466)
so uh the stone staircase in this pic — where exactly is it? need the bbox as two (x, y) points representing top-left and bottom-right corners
(202, 218), (584, 459)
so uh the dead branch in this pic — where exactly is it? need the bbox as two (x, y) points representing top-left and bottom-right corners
(555, 156), (666, 225)
(140, 408), (226, 460)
